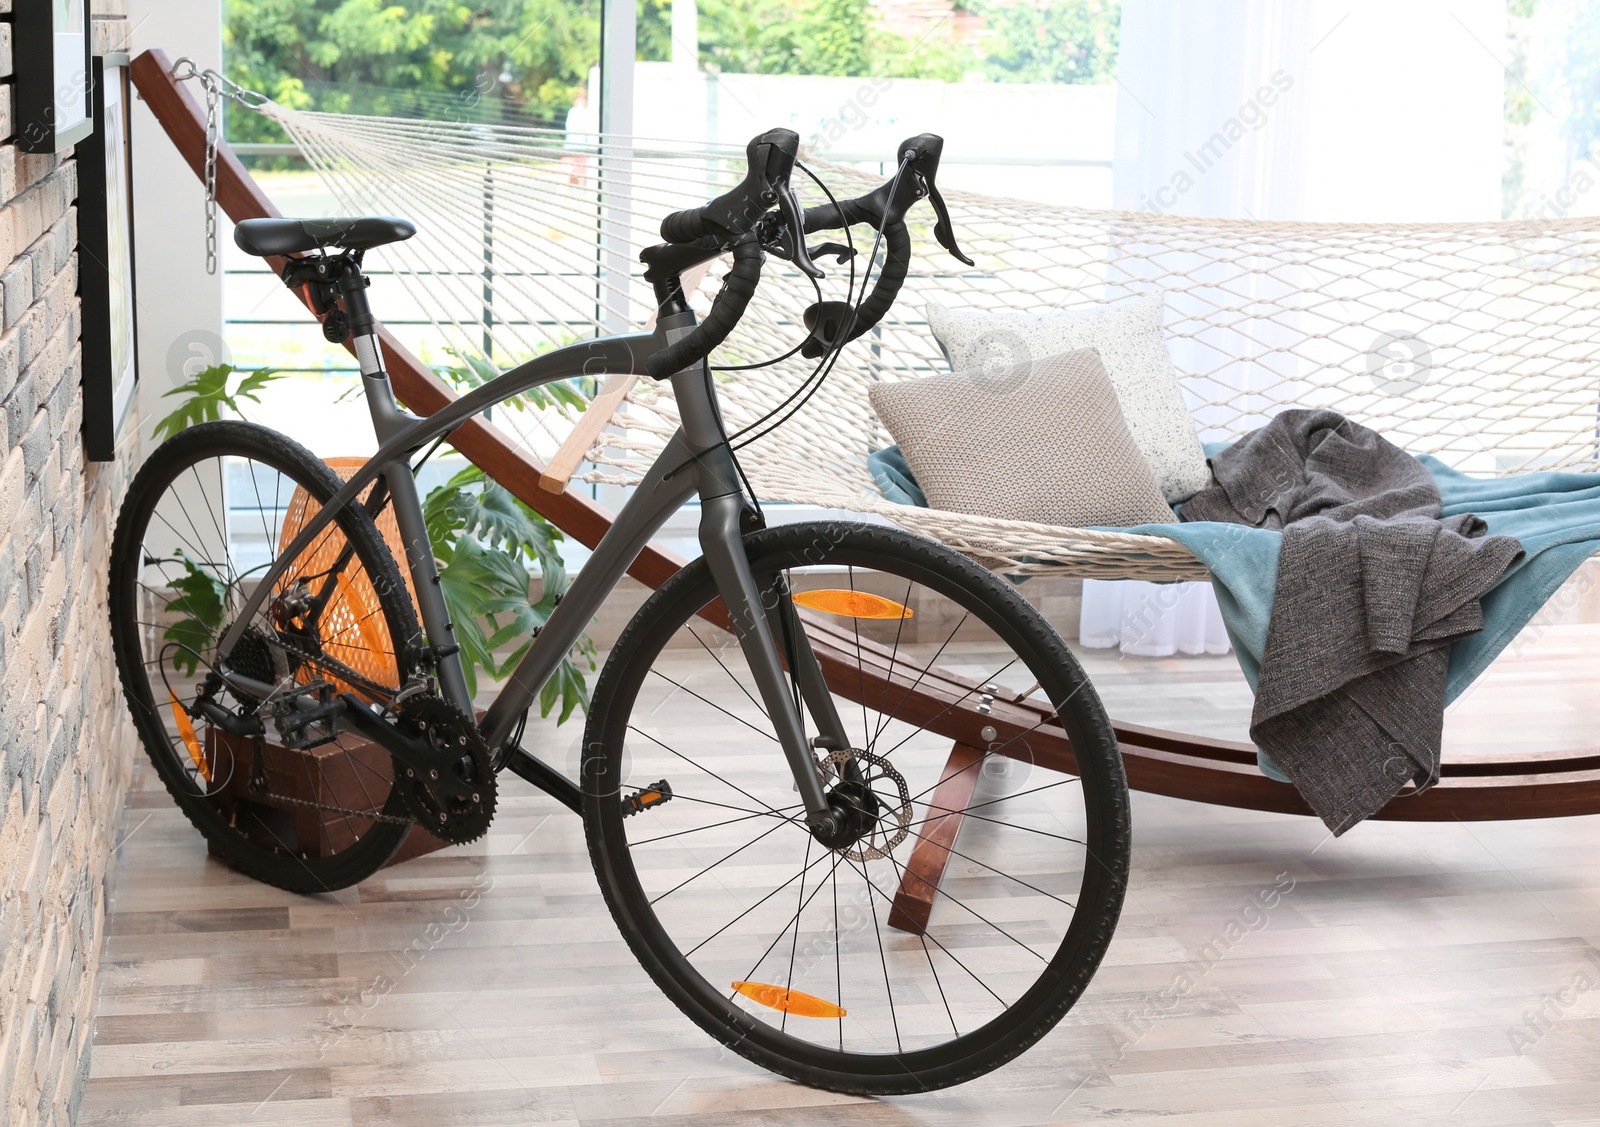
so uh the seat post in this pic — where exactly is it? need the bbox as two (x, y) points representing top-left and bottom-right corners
(332, 257), (405, 434)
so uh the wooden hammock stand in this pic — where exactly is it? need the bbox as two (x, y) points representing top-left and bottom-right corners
(131, 49), (1600, 934)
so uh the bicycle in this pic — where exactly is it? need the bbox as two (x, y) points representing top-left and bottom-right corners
(109, 128), (1131, 1094)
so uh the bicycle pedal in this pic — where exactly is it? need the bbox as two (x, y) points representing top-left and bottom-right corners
(620, 780), (672, 817)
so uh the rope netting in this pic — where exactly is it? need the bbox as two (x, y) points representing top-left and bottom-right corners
(261, 105), (1600, 574)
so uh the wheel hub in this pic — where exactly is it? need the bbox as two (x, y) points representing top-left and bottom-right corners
(812, 748), (912, 862)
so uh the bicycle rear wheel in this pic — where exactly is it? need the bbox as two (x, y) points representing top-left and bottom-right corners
(583, 523), (1129, 1094)
(109, 421), (422, 892)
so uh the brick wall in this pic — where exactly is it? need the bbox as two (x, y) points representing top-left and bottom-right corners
(0, 4), (139, 1125)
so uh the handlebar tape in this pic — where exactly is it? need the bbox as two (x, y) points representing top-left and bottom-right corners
(660, 203), (717, 244)
(646, 235), (765, 379)
(843, 221), (911, 343)
(802, 197), (873, 235)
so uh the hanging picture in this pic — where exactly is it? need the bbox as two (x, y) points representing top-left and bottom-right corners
(81, 56), (139, 461)
(14, 0), (94, 153)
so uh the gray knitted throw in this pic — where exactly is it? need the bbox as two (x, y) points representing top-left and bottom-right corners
(1180, 410), (1524, 834)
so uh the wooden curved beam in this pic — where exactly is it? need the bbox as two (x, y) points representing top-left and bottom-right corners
(802, 616), (1600, 823)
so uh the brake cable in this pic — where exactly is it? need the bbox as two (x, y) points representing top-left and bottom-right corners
(728, 153), (912, 454)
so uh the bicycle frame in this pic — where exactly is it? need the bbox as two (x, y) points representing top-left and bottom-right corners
(214, 259), (850, 828)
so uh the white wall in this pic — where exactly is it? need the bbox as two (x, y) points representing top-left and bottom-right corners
(629, 63), (1118, 207)
(128, 0), (224, 458)
(1113, 0), (1504, 223)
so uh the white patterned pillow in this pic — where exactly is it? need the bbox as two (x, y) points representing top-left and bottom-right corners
(926, 295), (1212, 503)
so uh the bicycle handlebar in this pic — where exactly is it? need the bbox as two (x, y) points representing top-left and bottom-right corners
(658, 129), (820, 279)
(643, 131), (973, 379)
(644, 234), (766, 379)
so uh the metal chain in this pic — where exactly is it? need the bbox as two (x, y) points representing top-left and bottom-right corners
(202, 80), (219, 274)
(225, 630), (416, 828)
(270, 631), (404, 704)
(246, 778), (412, 826)
(169, 58), (269, 276)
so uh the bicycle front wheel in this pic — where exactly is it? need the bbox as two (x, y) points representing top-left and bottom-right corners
(583, 523), (1129, 1094)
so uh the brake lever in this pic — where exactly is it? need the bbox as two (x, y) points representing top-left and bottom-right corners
(776, 178), (824, 278)
(808, 242), (856, 264)
(892, 134), (974, 266)
(925, 180), (974, 267)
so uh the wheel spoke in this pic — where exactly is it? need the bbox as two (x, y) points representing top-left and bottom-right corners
(626, 724), (795, 822)
(114, 445), (415, 884)
(864, 582), (915, 749)
(687, 625), (769, 720)
(896, 820), (1078, 910)
(903, 801), (1086, 847)
(684, 843), (837, 957)
(647, 816), (799, 906)
(644, 668), (778, 743)
(865, 611), (970, 757)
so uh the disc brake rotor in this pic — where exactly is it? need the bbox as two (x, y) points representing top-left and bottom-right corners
(823, 747), (912, 862)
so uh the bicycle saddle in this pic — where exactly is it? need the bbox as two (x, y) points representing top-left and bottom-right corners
(234, 216), (416, 257)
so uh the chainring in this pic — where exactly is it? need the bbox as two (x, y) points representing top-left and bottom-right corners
(393, 696), (497, 845)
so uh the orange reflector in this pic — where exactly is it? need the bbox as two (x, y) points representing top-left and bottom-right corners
(336, 570), (388, 665)
(791, 590), (912, 621)
(168, 691), (211, 782)
(731, 981), (846, 1019)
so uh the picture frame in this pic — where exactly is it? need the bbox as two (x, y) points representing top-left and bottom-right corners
(14, 0), (94, 154)
(80, 55), (139, 461)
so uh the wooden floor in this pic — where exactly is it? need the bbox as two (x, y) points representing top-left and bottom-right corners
(81, 624), (1600, 1127)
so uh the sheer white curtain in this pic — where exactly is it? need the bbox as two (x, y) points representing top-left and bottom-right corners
(1080, 579), (1231, 656)
(1080, 0), (1504, 656)
(1081, 0), (1314, 656)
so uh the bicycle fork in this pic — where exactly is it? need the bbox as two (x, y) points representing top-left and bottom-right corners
(696, 491), (851, 831)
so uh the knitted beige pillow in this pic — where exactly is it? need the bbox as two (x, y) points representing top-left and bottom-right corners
(868, 349), (1178, 528)
(927, 295), (1212, 504)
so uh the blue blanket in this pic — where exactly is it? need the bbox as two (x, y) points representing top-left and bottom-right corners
(867, 443), (1600, 704)
(1137, 448), (1600, 706)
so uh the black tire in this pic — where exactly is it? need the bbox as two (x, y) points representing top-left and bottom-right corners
(110, 421), (421, 893)
(582, 523), (1130, 1094)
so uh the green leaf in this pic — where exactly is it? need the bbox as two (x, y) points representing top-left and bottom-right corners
(540, 653), (592, 726)
(436, 537), (535, 700)
(150, 365), (289, 441)
(163, 619), (214, 678)
(161, 551), (229, 676)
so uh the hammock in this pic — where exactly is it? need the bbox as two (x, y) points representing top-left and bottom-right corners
(261, 102), (1600, 579)
(133, 45), (1600, 830)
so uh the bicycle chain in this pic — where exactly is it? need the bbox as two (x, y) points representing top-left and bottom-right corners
(244, 768), (412, 826)
(270, 631), (401, 703)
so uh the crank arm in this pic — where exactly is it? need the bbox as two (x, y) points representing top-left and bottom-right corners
(337, 693), (476, 803)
